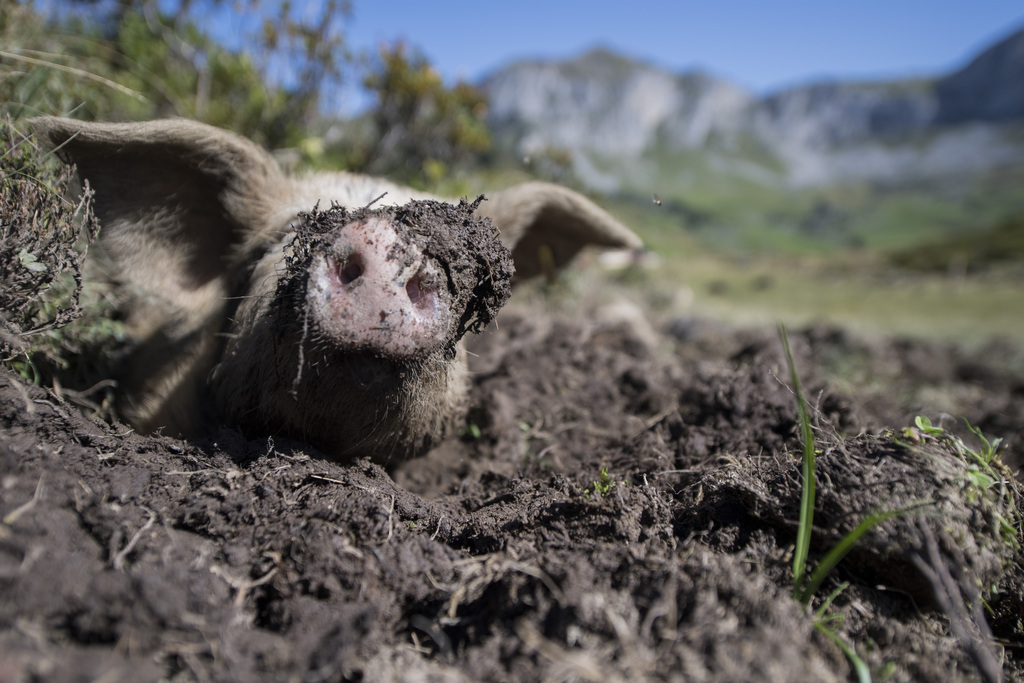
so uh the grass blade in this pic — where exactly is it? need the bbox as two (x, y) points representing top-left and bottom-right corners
(815, 621), (872, 683)
(779, 322), (816, 597)
(0, 49), (147, 102)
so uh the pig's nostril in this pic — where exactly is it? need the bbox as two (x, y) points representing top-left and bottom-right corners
(406, 275), (434, 307)
(406, 277), (423, 305)
(337, 256), (364, 285)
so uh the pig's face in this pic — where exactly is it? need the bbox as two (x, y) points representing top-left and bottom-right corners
(29, 116), (642, 463)
(212, 200), (513, 460)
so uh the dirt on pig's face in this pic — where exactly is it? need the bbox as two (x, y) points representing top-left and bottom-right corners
(210, 197), (514, 463)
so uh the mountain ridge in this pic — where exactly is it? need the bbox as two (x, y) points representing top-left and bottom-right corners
(480, 25), (1024, 190)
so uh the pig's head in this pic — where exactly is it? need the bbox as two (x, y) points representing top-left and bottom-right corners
(210, 199), (513, 460)
(29, 116), (641, 463)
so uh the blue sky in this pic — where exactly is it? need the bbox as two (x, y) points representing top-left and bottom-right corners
(342, 1), (1023, 98)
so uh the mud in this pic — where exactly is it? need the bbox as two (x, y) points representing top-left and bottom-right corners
(2, 295), (1023, 682)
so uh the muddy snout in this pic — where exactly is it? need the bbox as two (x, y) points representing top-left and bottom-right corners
(308, 217), (452, 359)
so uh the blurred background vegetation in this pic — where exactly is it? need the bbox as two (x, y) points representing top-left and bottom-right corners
(0, 0), (491, 187)
(2, 0), (1022, 344)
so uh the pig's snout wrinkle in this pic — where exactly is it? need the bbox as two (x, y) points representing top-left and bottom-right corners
(309, 218), (452, 359)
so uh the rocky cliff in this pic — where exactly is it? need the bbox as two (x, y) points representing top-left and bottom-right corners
(937, 24), (1024, 123)
(485, 49), (752, 157)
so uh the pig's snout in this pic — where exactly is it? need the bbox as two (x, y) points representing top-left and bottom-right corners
(308, 217), (452, 359)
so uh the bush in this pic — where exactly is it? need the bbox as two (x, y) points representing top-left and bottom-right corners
(0, 115), (98, 352)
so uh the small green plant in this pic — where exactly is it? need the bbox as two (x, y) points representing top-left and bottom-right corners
(812, 583), (872, 683)
(903, 415), (1004, 468)
(583, 467), (621, 499)
(901, 415), (1019, 550)
(460, 422), (482, 440)
(517, 420), (558, 469)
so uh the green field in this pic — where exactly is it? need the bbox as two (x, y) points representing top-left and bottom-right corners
(642, 252), (1024, 344)
(586, 162), (1024, 345)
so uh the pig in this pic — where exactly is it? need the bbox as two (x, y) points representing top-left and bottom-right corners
(30, 117), (642, 462)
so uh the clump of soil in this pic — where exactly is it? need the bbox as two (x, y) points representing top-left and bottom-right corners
(2, 139), (1023, 682)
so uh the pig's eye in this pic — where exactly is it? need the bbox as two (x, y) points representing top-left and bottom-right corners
(337, 255), (364, 285)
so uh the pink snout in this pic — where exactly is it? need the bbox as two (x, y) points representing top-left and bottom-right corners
(308, 217), (451, 359)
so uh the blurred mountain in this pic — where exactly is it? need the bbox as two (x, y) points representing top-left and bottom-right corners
(481, 25), (1024, 191)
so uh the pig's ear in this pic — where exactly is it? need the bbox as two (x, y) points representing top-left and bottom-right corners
(477, 182), (642, 281)
(28, 116), (287, 302)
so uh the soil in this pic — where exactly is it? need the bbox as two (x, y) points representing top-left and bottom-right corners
(2, 290), (1023, 682)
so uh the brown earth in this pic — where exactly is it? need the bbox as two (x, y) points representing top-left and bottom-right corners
(2, 288), (1023, 682)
